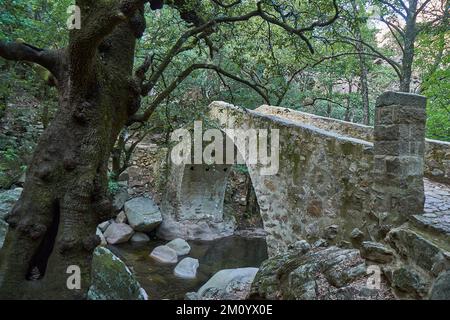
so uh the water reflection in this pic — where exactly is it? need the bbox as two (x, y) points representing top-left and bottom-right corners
(109, 236), (268, 300)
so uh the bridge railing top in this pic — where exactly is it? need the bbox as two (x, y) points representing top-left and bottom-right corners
(208, 101), (374, 148)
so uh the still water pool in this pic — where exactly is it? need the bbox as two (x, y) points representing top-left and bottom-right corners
(109, 236), (268, 300)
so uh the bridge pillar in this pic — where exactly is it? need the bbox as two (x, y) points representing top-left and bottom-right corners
(373, 91), (427, 226)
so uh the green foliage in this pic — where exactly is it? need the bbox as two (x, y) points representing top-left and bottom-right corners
(0, 146), (24, 188)
(423, 65), (450, 141)
(0, 0), (449, 188)
(107, 172), (121, 194)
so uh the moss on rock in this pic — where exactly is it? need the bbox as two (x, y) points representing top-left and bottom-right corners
(87, 246), (147, 300)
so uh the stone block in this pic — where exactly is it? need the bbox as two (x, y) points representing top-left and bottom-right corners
(376, 91), (427, 109)
(376, 105), (396, 125)
(395, 106), (426, 124)
(374, 124), (408, 141)
(374, 141), (408, 156)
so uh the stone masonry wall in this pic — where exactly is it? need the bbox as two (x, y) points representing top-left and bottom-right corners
(161, 93), (431, 256)
(164, 102), (377, 255)
(373, 92), (427, 226)
(256, 105), (450, 184)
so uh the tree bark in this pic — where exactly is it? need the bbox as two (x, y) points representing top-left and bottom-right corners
(351, 0), (370, 124)
(400, 0), (419, 92)
(344, 79), (353, 122)
(0, 7), (144, 299)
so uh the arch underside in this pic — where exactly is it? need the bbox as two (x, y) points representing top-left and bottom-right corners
(160, 101), (376, 256)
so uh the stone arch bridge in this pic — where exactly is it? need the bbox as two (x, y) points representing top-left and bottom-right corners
(157, 92), (450, 256)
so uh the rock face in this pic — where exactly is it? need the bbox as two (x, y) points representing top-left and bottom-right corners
(430, 271), (450, 300)
(360, 241), (394, 263)
(387, 225), (450, 276)
(157, 215), (235, 241)
(192, 267), (259, 300)
(424, 140), (450, 184)
(103, 222), (134, 245)
(389, 267), (429, 298)
(150, 245), (178, 264)
(174, 257), (199, 279)
(124, 197), (162, 232)
(115, 211), (127, 224)
(0, 187), (22, 220)
(0, 188), (22, 249)
(250, 246), (393, 300)
(130, 232), (150, 243)
(98, 220), (111, 233)
(96, 228), (107, 246)
(87, 247), (148, 300)
(350, 228), (365, 245)
(288, 240), (311, 254)
(0, 219), (8, 249)
(166, 238), (191, 256)
(112, 187), (129, 212)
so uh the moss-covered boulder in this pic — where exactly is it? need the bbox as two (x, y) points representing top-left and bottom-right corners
(250, 246), (394, 300)
(87, 246), (148, 300)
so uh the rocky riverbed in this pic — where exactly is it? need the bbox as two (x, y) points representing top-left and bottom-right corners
(110, 235), (268, 300)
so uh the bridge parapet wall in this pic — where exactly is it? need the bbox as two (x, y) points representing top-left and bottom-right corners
(255, 104), (449, 184)
(160, 92), (432, 256)
(208, 102), (375, 254)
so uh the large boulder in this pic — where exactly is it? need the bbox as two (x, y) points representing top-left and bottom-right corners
(150, 245), (178, 264)
(250, 246), (394, 300)
(430, 271), (450, 300)
(124, 197), (162, 232)
(174, 257), (199, 279)
(192, 267), (258, 300)
(87, 246), (148, 300)
(0, 219), (8, 249)
(103, 222), (134, 244)
(166, 238), (191, 256)
(389, 266), (429, 298)
(387, 225), (449, 276)
(360, 241), (394, 263)
(0, 187), (22, 220)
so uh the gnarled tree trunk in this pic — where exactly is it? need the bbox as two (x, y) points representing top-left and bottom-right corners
(0, 2), (146, 299)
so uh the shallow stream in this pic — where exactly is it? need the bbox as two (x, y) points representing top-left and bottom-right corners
(109, 236), (268, 300)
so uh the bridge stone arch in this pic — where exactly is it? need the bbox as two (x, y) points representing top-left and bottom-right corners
(158, 92), (427, 256)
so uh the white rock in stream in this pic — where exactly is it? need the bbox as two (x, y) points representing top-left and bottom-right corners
(174, 257), (199, 279)
(150, 245), (178, 264)
(166, 238), (191, 256)
(103, 222), (134, 244)
(197, 267), (258, 299)
(131, 232), (150, 243)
